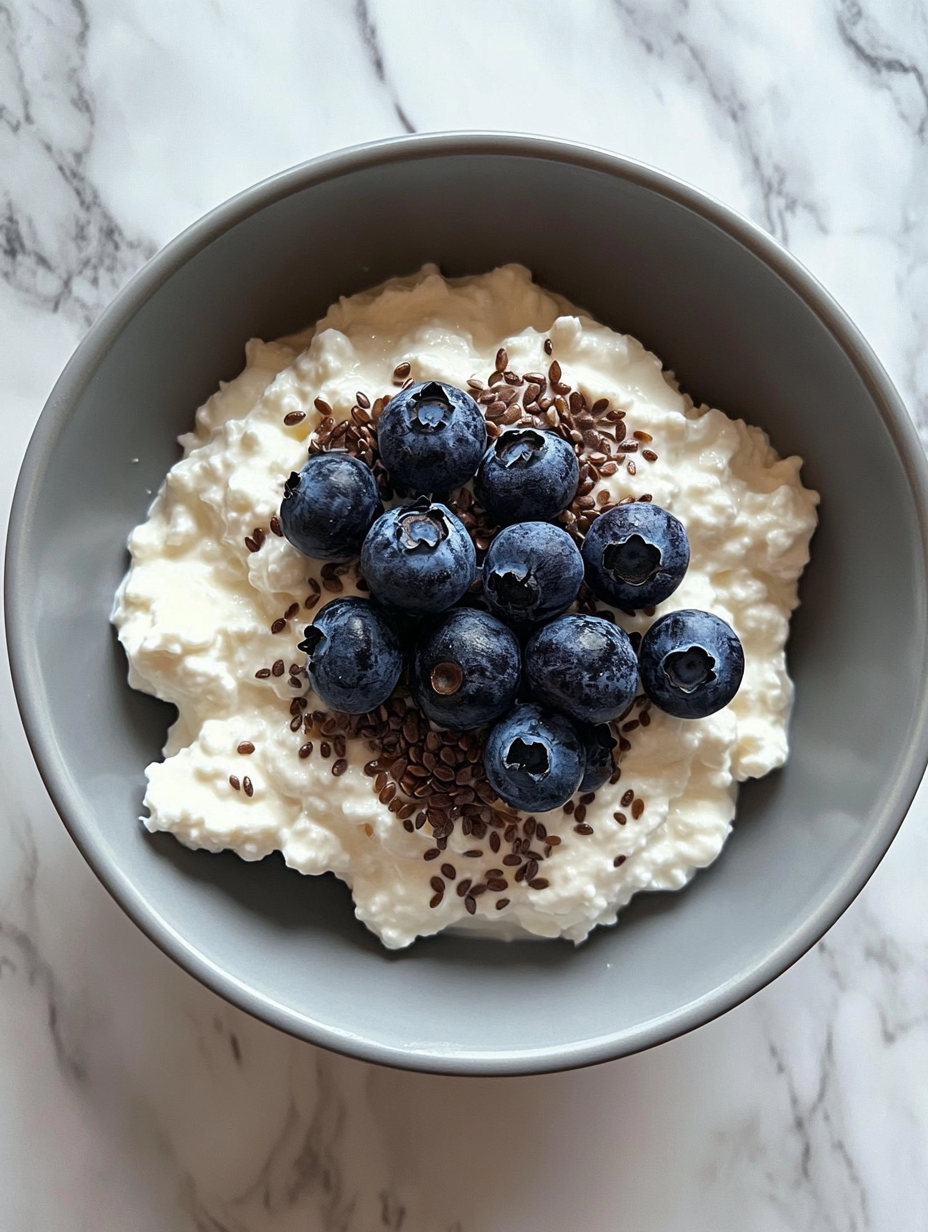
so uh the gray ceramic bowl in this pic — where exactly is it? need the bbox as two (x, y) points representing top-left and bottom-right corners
(7, 134), (928, 1075)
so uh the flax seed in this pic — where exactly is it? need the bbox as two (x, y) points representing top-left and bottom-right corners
(613, 854), (626, 867)
(272, 660), (285, 676)
(299, 742), (313, 759)
(255, 668), (271, 679)
(229, 775), (241, 791)
(243, 777), (254, 797)
(632, 798), (645, 819)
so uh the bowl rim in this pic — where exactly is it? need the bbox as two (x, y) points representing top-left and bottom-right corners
(7, 130), (928, 1075)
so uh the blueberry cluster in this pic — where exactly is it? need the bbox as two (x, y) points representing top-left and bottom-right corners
(281, 379), (744, 813)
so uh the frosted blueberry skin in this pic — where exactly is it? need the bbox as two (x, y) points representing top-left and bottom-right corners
(484, 703), (585, 813)
(360, 500), (476, 615)
(582, 502), (690, 611)
(639, 609), (745, 719)
(377, 381), (487, 493)
(413, 608), (521, 729)
(576, 722), (618, 792)
(482, 522), (584, 626)
(279, 453), (382, 560)
(474, 428), (580, 525)
(524, 614), (639, 725)
(298, 597), (403, 714)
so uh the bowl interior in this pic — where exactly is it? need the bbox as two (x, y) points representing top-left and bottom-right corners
(10, 140), (928, 1073)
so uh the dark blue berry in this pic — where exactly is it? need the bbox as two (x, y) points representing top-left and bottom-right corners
(638, 609), (744, 719)
(576, 723), (617, 792)
(360, 499), (476, 614)
(581, 502), (689, 611)
(279, 453), (381, 560)
(524, 614), (639, 725)
(377, 381), (486, 493)
(484, 703), (585, 812)
(298, 597), (402, 714)
(413, 608), (520, 729)
(482, 522), (584, 626)
(474, 428), (579, 525)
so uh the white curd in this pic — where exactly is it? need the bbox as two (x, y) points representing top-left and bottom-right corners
(113, 265), (819, 949)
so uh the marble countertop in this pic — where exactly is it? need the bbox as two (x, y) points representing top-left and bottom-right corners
(2, 1), (927, 1228)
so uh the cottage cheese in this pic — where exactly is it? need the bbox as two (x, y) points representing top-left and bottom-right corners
(112, 264), (818, 949)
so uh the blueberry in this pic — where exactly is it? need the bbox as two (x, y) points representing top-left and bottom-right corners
(483, 522), (584, 626)
(377, 381), (486, 493)
(581, 502), (689, 611)
(474, 428), (579, 525)
(298, 597), (403, 714)
(524, 614), (639, 725)
(413, 608), (521, 729)
(484, 703), (585, 812)
(576, 723), (617, 792)
(638, 609), (744, 719)
(360, 499), (476, 614)
(279, 453), (381, 560)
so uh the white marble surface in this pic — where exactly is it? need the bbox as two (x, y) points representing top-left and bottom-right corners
(2, 1), (928, 1227)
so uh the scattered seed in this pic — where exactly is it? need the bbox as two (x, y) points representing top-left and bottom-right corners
(271, 618), (287, 634)
(320, 741), (331, 759)
(464, 895), (477, 915)
(332, 758), (348, 776)
(529, 878), (549, 890)
(424, 848), (441, 861)
(575, 823), (594, 835)
(393, 361), (411, 382)
(272, 660), (285, 676)
(642, 449), (658, 462)
(613, 812), (627, 825)
(544, 338), (553, 355)
(563, 799), (575, 815)
(229, 775), (241, 791)
(495, 347), (508, 371)
(496, 898), (510, 910)
(441, 864), (456, 880)
(284, 410), (306, 426)
(621, 789), (634, 808)
(299, 742), (313, 759)
(243, 777), (254, 797)
(627, 460), (637, 476)
(632, 798), (645, 819)
(613, 855), (627, 867)
(269, 515), (282, 536)
(255, 668), (271, 679)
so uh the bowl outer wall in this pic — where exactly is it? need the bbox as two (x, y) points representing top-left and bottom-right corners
(7, 132), (928, 1075)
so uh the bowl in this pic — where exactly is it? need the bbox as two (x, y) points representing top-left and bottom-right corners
(7, 133), (928, 1075)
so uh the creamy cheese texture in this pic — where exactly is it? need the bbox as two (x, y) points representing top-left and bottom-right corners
(112, 264), (819, 949)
